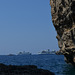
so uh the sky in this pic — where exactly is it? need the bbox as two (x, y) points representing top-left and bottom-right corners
(0, 0), (59, 55)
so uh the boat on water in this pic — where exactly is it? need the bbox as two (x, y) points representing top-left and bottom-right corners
(38, 49), (56, 55)
(18, 51), (31, 55)
(8, 54), (16, 56)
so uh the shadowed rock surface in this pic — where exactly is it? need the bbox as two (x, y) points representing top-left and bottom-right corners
(0, 63), (54, 75)
(50, 0), (75, 65)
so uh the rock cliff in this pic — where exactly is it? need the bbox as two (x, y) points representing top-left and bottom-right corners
(50, 0), (75, 65)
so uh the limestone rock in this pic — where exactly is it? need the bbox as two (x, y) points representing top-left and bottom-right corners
(50, 0), (75, 65)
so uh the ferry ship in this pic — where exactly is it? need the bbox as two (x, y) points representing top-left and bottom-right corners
(18, 51), (31, 55)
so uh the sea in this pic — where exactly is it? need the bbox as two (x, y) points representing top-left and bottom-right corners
(0, 54), (75, 75)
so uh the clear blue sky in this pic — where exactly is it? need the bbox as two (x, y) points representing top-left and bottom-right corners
(0, 0), (59, 55)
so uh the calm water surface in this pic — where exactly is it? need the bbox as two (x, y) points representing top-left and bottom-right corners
(0, 54), (75, 75)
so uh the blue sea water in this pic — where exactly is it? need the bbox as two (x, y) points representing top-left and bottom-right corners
(0, 54), (75, 75)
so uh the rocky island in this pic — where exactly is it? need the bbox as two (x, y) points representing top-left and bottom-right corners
(50, 0), (75, 65)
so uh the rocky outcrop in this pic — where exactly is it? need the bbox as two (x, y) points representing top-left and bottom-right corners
(50, 0), (75, 65)
(0, 63), (54, 75)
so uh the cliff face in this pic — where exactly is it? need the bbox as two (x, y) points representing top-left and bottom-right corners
(50, 0), (75, 65)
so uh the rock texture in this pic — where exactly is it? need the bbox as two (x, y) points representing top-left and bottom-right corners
(50, 0), (75, 65)
(0, 63), (54, 75)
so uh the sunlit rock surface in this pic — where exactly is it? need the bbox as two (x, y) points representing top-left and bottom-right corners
(50, 0), (75, 65)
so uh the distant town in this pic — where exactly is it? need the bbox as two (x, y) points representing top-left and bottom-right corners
(38, 49), (56, 55)
(8, 49), (56, 56)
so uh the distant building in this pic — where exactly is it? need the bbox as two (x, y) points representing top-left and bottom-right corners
(38, 49), (56, 54)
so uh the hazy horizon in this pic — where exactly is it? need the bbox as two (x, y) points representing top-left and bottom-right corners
(0, 0), (59, 55)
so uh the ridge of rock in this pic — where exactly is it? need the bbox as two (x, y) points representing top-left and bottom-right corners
(0, 63), (54, 75)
